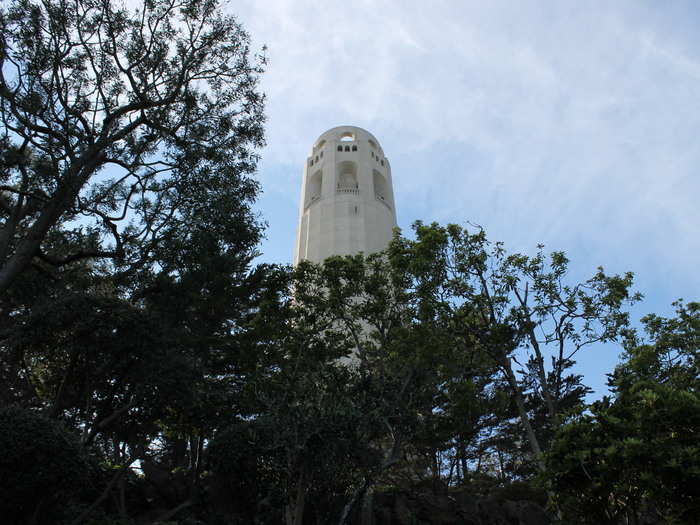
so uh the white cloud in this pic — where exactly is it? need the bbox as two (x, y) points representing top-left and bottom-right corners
(236, 0), (700, 298)
(234, 1), (700, 396)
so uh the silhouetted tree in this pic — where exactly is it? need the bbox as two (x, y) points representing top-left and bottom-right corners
(0, 0), (265, 292)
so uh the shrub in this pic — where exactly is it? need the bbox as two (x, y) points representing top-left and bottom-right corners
(0, 406), (92, 524)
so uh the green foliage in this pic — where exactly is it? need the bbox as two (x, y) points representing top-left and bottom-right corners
(614, 300), (700, 392)
(0, 1), (268, 523)
(0, 0), (265, 292)
(6, 292), (202, 444)
(544, 384), (700, 524)
(0, 406), (94, 524)
(0, 214), (666, 524)
(388, 222), (639, 472)
(545, 301), (700, 523)
(204, 255), (432, 524)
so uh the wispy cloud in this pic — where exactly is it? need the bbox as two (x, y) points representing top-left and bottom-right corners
(235, 0), (700, 393)
(236, 1), (699, 252)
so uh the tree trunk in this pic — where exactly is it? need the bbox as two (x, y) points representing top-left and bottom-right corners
(0, 150), (106, 294)
(286, 465), (308, 525)
(499, 355), (545, 472)
(71, 461), (134, 525)
(0, 182), (71, 293)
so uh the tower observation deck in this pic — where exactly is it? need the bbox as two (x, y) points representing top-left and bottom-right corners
(294, 126), (397, 264)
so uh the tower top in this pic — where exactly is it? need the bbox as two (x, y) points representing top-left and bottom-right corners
(294, 125), (396, 265)
(311, 126), (386, 158)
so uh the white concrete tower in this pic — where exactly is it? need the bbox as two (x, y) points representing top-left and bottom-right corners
(294, 126), (397, 264)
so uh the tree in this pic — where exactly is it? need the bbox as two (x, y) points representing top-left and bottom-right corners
(612, 300), (700, 393)
(206, 257), (416, 525)
(206, 253), (485, 525)
(0, 210), (652, 523)
(0, 0), (265, 293)
(545, 384), (700, 524)
(544, 301), (700, 523)
(0, 4), (267, 520)
(388, 222), (640, 471)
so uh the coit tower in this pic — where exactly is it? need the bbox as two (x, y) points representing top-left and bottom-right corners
(294, 126), (397, 264)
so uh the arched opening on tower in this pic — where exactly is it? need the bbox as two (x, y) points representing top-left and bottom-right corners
(340, 132), (355, 141)
(373, 169), (390, 207)
(337, 161), (359, 194)
(305, 169), (322, 207)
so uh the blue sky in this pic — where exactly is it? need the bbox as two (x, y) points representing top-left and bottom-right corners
(232, 0), (700, 398)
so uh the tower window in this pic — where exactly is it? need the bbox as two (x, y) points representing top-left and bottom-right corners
(320, 151), (323, 158)
(306, 169), (323, 208)
(337, 160), (359, 194)
(373, 169), (390, 207)
(371, 151), (374, 158)
(352, 145), (357, 151)
(337, 145), (342, 151)
(380, 160), (384, 166)
(344, 145), (350, 152)
(315, 155), (319, 162)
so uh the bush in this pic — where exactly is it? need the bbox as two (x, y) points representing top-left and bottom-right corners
(0, 406), (92, 524)
(543, 384), (700, 524)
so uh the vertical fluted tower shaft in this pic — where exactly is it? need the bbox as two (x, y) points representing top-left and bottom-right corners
(294, 126), (397, 264)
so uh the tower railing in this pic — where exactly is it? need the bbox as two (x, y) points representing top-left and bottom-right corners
(337, 183), (360, 195)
